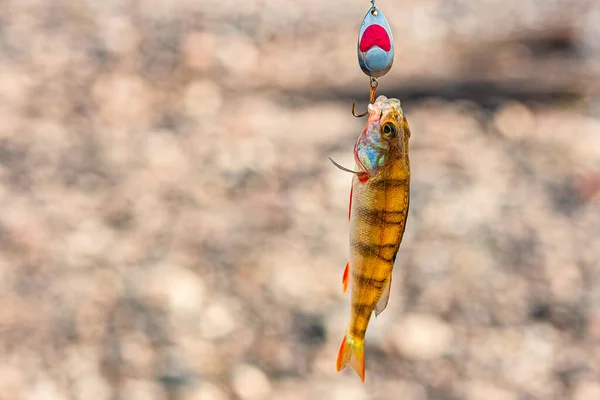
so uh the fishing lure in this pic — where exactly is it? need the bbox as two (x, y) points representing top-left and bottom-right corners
(330, 0), (411, 382)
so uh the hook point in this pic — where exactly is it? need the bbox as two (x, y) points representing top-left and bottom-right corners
(351, 100), (368, 118)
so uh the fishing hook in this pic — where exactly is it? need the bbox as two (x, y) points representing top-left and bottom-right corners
(352, 77), (378, 118)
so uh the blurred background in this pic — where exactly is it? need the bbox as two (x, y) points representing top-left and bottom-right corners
(0, 0), (599, 399)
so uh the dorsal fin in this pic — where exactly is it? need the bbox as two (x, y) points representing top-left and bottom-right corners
(348, 185), (353, 221)
(342, 262), (350, 294)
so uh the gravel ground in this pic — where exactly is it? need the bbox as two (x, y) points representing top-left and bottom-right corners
(0, 0), (599, 399)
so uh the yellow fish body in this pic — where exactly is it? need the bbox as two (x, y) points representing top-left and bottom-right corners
(335, 95), (411, 382)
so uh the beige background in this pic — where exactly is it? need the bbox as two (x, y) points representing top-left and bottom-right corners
(0, 0), (599, 399)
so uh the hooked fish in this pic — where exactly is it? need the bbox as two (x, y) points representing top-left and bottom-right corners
(331, 95), (411, 382)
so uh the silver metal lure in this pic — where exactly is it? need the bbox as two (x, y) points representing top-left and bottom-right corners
(357, 2), (394, 78)
(351, 1), (395, 117)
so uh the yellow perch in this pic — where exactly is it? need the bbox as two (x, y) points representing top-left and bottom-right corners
(331, 95), (411, 382)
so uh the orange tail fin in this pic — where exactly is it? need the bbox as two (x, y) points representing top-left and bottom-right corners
(336, 333), (365, 382)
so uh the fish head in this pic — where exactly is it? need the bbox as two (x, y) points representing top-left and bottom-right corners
(354, 95), (408, 176)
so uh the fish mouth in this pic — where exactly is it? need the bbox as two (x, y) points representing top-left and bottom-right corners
(372, 97), (402, 117)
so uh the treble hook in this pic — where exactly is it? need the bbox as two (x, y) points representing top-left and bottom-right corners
(351, 77), (378, 118)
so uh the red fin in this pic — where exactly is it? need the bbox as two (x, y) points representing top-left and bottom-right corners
(357, 172), (369, 183)
(342, 262), (350, 294)
(336, 334), (365, 382)
(348, 185), (353, 221)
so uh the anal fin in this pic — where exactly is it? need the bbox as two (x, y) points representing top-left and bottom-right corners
(374, 275), (392, 317)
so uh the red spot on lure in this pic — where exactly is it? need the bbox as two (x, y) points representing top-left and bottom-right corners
(359, 24), (391, 52)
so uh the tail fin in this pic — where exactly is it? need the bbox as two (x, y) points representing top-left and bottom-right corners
(336, 333), (365, 382)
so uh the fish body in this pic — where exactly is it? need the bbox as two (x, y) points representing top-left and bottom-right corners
(336, 95), (411, 381)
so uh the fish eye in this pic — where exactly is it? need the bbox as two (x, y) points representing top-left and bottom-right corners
(381, 122), (397, 139)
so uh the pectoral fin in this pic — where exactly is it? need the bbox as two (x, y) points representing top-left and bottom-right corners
(374, 275), (392, 317)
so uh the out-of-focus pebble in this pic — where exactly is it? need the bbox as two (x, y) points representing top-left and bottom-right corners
(390, 313), (454, 360)
(464, 381), (518, 400)
(200, 303), (237, 339)
(573, 381), (600, 400)
(184, 79), (223, 119)
(121, 379), (166, 400)
(144, 264), (206, 317)
(184, 383), (229, 400)
(232, 364), (272, 400)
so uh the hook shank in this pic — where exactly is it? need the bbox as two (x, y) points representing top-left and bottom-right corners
(351, 77), (378, 118)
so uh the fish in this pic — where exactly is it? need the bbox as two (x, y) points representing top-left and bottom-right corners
(331, 95), (411, 382)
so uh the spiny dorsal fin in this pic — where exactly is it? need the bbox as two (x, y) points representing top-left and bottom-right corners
(342, 262), (350, 294)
